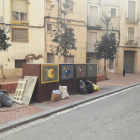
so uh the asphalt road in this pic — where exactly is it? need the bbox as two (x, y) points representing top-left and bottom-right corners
(1, 85), (140, 140)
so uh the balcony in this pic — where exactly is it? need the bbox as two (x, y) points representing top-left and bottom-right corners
(125, 12), (140, 23)
(125, 36), (139, 47)
(87, 16), (103, 29)
(87, 43), (96, 52)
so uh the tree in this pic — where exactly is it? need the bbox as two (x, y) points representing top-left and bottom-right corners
(51, 0), (77, 63)
(0, 17), (11, 52)
(0, 17), (11, 81)
(94, 2), (119, 79)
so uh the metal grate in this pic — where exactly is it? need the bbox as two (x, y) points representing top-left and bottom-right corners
(12, 28), (28, 43)
(15, 59), (26, 68)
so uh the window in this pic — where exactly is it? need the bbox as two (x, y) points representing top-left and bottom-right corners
(12, 11), (27, 21)
(66, 56), (74, 63)
(12, 28), (28, 43)
(47, 23), (52, 33)
(11, 0), (28, 22)
(65, 0), (74, 12)
(47, 53), (54, 63)
(111, 8), (116, 17)
(15, 59), (26, 68)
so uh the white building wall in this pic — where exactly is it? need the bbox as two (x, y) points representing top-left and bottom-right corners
(0, 0), (45, 78)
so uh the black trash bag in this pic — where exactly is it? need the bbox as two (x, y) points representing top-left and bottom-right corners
(85, 80), (94, 94)
(0, 92), (13, 107)
(79, 80), (87, 95)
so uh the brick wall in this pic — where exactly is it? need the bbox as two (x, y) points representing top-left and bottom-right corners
(0, 82), (18, 93)
(97, 75), (106, 82)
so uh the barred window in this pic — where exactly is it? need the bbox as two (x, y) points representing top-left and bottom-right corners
(47, 23), (52, 33)
(15, 59), (26, 68)
(12, 28), (28, 43)
(111, 8), (116, 17)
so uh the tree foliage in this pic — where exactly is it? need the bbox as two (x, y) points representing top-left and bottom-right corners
(0, 17), (11, 52)
(51, 0), (77, 62)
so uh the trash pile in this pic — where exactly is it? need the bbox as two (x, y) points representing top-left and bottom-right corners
(50, 86), (70, 102)
(79, 80), (99, 95)
(0, 76), (37, 108)
(0, 90), (13, 107)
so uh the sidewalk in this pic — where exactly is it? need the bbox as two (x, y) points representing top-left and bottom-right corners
(1, 74), (140, 133)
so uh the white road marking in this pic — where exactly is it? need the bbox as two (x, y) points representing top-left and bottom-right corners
(0, 84), (140, 138)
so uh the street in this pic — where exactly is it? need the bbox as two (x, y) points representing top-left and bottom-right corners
(1, 85), (140, 140)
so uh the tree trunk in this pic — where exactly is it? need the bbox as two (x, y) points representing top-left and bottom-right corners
(104, 58), (107, 79)
(64, 55), (67, 63)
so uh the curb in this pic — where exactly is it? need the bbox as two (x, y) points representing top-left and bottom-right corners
(0, 82), (140, 133)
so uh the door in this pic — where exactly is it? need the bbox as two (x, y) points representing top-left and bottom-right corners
(128, 1), (135, 21)
(109, 58), (115, 72)
(89, 6), (98, 26)
(88, 32), (97, 52)
(124, 51), (134, 73)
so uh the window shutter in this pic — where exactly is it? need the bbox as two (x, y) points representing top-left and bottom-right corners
(12, 0), (27, 12)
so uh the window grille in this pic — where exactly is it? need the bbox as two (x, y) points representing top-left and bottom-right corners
(15, 59), (26, 68)
(12, 28), (28, 43)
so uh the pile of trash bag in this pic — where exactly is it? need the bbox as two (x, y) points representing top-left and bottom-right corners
(79, 80), (99, 94)
(0, 91), (13, 107)
(79, 80), (87, 94)
(50, 86), (70, 102)
(85, 80), (94, 93)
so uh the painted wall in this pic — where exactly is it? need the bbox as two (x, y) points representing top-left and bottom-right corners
(0, 0), (45, 78)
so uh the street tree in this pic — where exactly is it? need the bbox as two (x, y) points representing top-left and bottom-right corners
(94, 1), (119, 78)
(0, 16), (11, 81)
(51, 0), (77, 63)
(0, 17), (11, 52)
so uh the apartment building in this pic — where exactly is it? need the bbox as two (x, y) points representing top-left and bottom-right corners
(45, 0), (87, 64)
(0, 0), (45, 78)
(119, 0), (140, 74)
(87, 0), (120, 74)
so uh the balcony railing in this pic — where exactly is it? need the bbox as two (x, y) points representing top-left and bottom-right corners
(125, 36), (139, 46)
(125, 12), (140, 23)
(87, 43), (96, 52)
(88, 16), (103, 28)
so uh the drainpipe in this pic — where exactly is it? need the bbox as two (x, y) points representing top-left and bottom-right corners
(3, 0), (4, 22)
(58, 0), (61, 63)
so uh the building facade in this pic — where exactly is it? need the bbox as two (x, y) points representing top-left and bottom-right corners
(45, 0), (87, 64)
(0, 0), (140, 79)
(0, 0), (45, 78)
(87, 0), (120, 74)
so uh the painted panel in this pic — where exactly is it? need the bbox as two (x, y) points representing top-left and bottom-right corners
(60, 64), (74, 81)
(41, 64), (59, 84)
(76, 64), (87, 79)
(87, 64), (97, 78)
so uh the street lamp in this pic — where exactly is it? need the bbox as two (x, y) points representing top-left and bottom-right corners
(48, 3), (55, 16)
